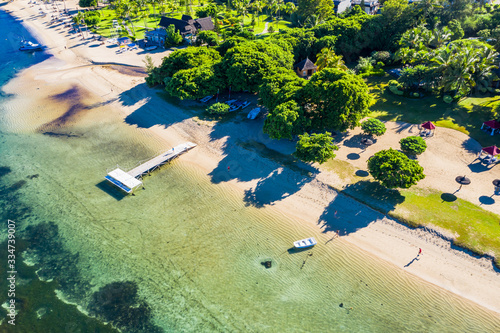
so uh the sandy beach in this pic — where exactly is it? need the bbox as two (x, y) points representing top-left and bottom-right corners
(3, 0), (500, 317)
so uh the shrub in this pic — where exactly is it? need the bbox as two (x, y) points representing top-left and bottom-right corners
(355, 57), (374, 74)
(196, 31), (219, 46)
(293, 132), (339, 164)
(389, 85), (404, 95)
(207, 102), (230, 115)
(400, 136), (427, 156)
(368, 149), (425, 189)
(371, 51), (392, 64)
(443, 95), (453, 103)
(84, 11), (101, 27)
(361, 118), (386, 136)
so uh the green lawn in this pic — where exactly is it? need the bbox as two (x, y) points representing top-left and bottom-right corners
(329, 176), (500, 266)
(91, 7), (290, 40)
(367, 75), (500, 147)
(92, 8), (165, 39)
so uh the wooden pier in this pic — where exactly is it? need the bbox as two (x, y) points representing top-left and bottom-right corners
(127, 142), (197, 178)
(105, 142), (197, 193)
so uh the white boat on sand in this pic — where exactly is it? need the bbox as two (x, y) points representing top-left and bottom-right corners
(293, 237), (317, 249)
(247, 107), (261, 119)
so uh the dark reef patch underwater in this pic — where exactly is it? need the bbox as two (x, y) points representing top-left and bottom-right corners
(0, 170), (161, 332)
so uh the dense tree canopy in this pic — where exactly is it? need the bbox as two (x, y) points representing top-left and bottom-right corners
(293, 132), (338, 164)
(196, 31), (219, 46)
(166, 65), (224, 100)
(216, 36), (248, 56)
(156, 47), (222, 79)
(396, 32), (499, 98)
(263, 100), (303, 140)
(79, 0), (96, 8)
(368, 149), (425, 189)
(221, 40), (294, 92)
(301, 68), (372, 131)
(259, 68), (307, 110)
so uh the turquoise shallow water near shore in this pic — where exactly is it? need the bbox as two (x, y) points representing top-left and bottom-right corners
(1, 9), (500, 333)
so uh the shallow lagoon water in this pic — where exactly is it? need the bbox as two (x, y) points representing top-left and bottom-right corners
(1, 9), (500, 333)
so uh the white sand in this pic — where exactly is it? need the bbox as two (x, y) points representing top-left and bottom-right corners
(4, 0), (500, 315)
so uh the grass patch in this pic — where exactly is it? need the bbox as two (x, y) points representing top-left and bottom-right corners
(321, 159), (359, 181)
(334, 175), (500, 266)
(392, 189), (500, 265)
(366, 75), (500, 146)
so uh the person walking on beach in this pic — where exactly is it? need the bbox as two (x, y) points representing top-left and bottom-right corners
(418, 248), (422, 256)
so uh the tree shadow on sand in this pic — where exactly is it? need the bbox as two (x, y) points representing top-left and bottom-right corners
(317, 192), (384, 236)
(461, 137), (482, 155)
(122, 84), (197, 130)
(243, 167), (316, 208)
(341, 180), (406, 214)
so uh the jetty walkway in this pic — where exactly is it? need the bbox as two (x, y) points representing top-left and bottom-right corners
(105, 142), (197, 193)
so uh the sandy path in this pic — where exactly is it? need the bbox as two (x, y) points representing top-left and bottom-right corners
(3, 0), (500, 316)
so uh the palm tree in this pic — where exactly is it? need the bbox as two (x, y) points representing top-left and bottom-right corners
(471, 46), (499, 94)
(232, 0), (251, 25)
(429, 26), (451, 48)
(315, 48), (348, 71)
(283, 2), (296, 17)
(441, 46), (478, 97)
(251, 0), (264, 25)
(303, 14), (323, 29)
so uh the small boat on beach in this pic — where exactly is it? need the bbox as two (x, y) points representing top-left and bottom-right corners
(240, 100), (251, 109)
(247, 107), (261, 119)
(293, 237), (317, 249)
(19, 40), (43, 51)
(200, 95), (213, 103)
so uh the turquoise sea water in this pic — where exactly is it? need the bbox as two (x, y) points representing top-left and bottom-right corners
(1, 8), (500, 333)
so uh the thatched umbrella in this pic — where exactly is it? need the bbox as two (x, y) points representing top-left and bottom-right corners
(455, 175), (471, 191)
(361, 138), (374, 146)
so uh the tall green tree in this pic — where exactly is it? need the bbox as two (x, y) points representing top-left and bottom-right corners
(368, 149), (425, 189)
(222, 40), (294, 92)
(302, 68), (372, 131)
(263, 100), (302, 140)
(166, 65), (225, 100)
(259, 68), (307, 110)
(155, 47), (222, 79)
(293, 132), (338, 164)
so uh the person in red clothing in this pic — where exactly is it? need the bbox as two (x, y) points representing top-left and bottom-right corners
(418, 248), (422, 255)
